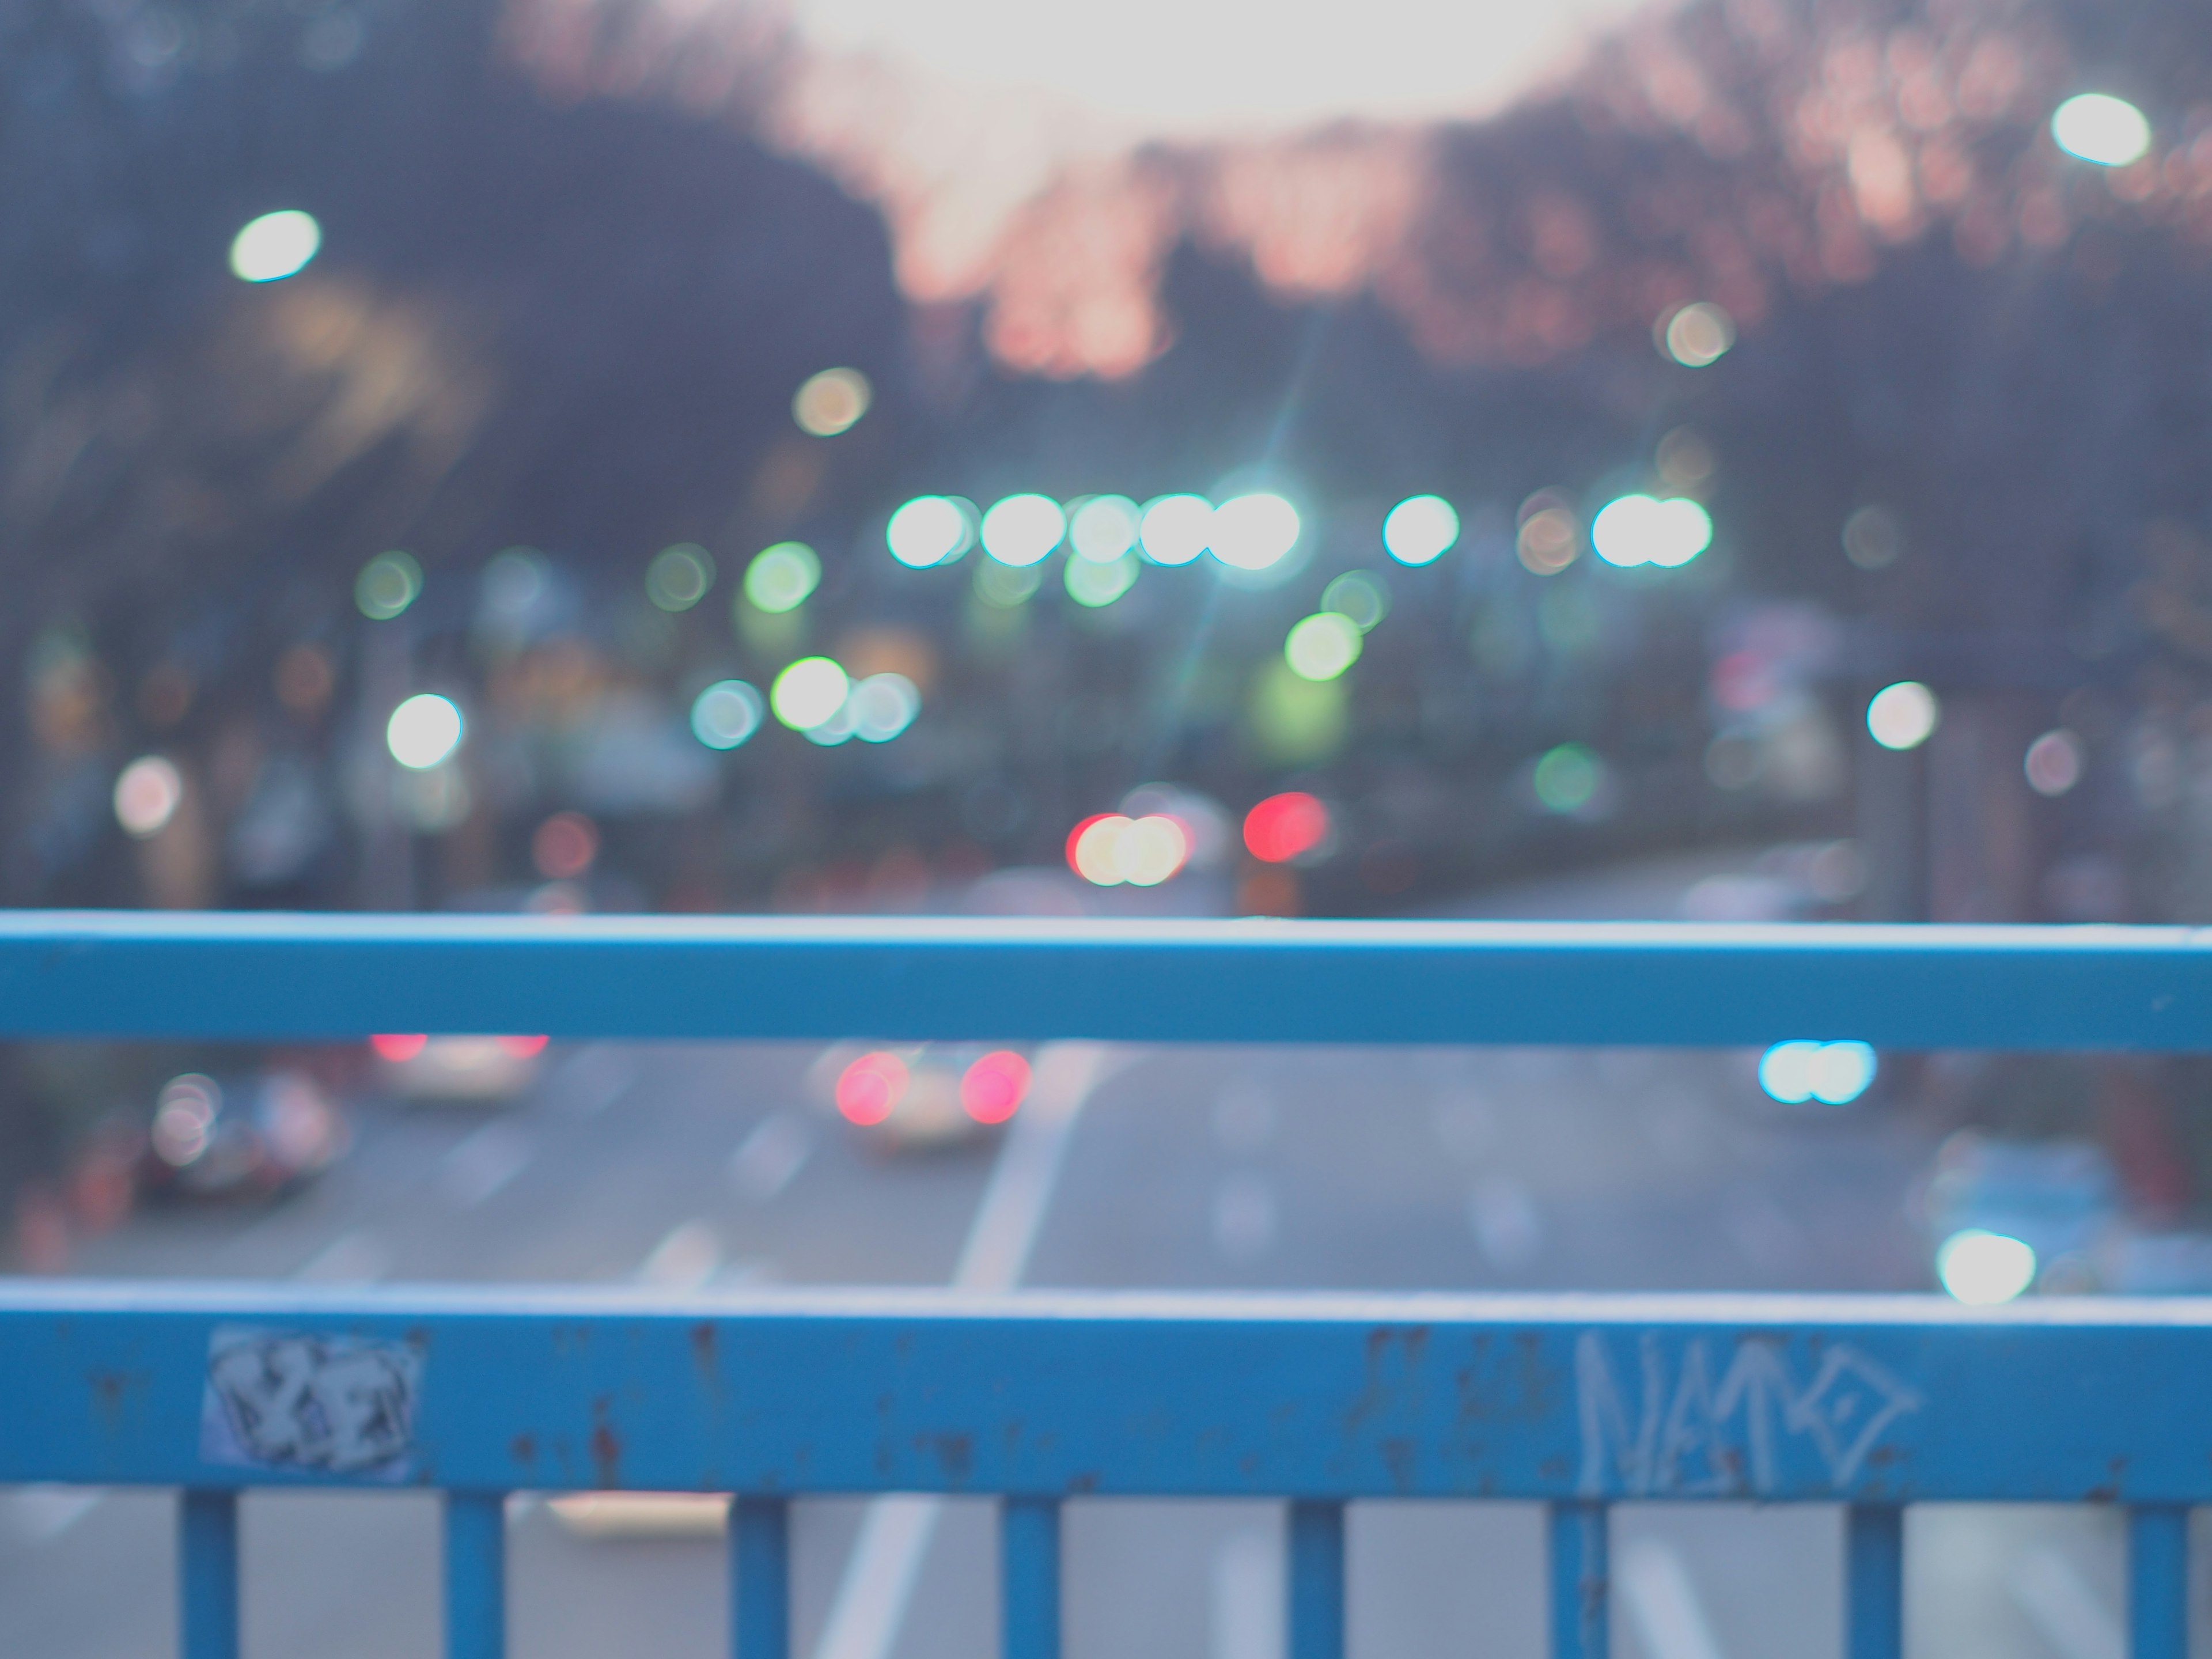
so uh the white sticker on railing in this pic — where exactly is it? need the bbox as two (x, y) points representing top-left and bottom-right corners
(200, 1325), (423, 1479)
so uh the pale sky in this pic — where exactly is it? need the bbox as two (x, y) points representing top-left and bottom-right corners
(788, 0), (1658, 138)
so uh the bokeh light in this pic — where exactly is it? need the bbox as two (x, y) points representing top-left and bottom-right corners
(836, 1052), (907, 1126)
(1937, 1229), (2037, 1305)
(1285, 612), (1362, 681)
(1139, 494), (1213, 565)
(2025, 729), (2085, 797)
(645, 543), (715, 612)
(1516, 506), (1578, 575)
(355, 550), (422, 620)
(849, 672), (921, 743)
(1243, 791), (1328, 863)
(113, 756), (183, 838)
(1321, 570), (1388, 632)
(1532, 744), (1602, 813)
(1210, 493), (1300, 571)
(771, 657), (850, 730)
(1590, 495), (1711, 567)
(387, 694), (464, 770)
(532, 810), (599, 880)
(1382, 495), (1459, 565)
(1660, 301), (1735, 367)
(1843, 506), (1903, 570)
(887, 497), (975, 567)
(1758, 1040), (1877, 1105)
(961, 1051), (1031, 1124)
(981, 494), (1066, 566)
(229, 210), (321, 282)
(690, 680), (764, 749)
(1066, 812), (1190, 886)
(744, 542), (821, 612)
(1868, 681), (1939, 751)
(1070, 495), (1142, 562)
(2051, 93), (2152, 167)
(791, 367), (872, 436)
(1065, 553), (1138, 607)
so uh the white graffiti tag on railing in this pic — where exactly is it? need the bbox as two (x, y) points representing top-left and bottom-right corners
(1575, 1332), (1923, 1497)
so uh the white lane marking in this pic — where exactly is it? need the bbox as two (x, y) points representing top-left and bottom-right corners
(551, 1044), (636, 1118)
(294, 1228), (392, 1283)
(438, 1120), (534, 1209)
(1210, 1525), (1281, 1659)
(6, 1486), (104, 1545)
(812, 1042), (1111, 1659)
(1618, 1536), (1726, 1659)
(638, 1219), (722, 1289)
(2006, 1543), (2123, 1659)
(730, 1113), (814, 1202)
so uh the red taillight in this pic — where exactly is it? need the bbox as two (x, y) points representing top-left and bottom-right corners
(836, 1052), (908, 1126)
(371, 1033), (427, 1062)
(961, 1051), (1031, 1124)
(497, 1035), (550, 1059)
(1243, 791), (1328, 863)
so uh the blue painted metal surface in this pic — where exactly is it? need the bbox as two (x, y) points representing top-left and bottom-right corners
(1001, 1497), (1060, 1659)
(179, 1490), (238, 1659)
(1845, 1506), (1903, 1659)
(1, 910), (2210, 1047)
(8, 1282), (2212, 1503)
(732, 1497), (789, 1659)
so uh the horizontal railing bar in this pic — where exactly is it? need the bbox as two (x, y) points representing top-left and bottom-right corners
(0, 912), (2208, 1047)
(14, 1283), (2212, 1502)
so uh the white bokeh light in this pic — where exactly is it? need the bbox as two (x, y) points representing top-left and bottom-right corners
(1382, 495), (1459, 565)
(229, 210), (322, 282)
(849, 672), (921, 742)
(981, 494), (1067, 566)
(114, 756), (183, 838)
(887, 496), (975, 567)
(690, 680), (764, 749)
(1590, 495), (1711, 568)
(771, 657), (851, 730)
(387, 694), (464, 770)
(2052, 93), (2152, 167)
(1139, 495), (1213, 565)
(1868, 681), (1940, 751)
(1209, 493), (1300, 571)
(1937, 1229), (2037, 1305)
(1070, 495), (1142, 563)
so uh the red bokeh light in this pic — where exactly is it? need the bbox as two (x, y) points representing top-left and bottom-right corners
(835, 1052), (909, 1126)
(1243, 792), (1328, 863)
(961, 1051), (1031, 1124)
(370, 1033), (427, 1062)
(533, 811), (600, 880)
(497, 1035), (550, 1059)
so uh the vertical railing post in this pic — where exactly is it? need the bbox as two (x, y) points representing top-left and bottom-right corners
(180, 1489), (240, 1659)
(1287, 1500), (1346, 1659)
(1550, 1501), (1607, 1659)
(734, 1496), (791, 1659)
(444, 1490), (507, 1659)
(1001, 1497), (1062, 1659)
(1846, 1505), (1903, 1659)
(2130, 1504), (2189, 1659)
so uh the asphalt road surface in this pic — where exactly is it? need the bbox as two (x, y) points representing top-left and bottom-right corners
(0, 1023), (2162, 1659)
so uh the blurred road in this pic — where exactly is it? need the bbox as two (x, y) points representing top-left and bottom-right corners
(0, 1023), (2152, 1659)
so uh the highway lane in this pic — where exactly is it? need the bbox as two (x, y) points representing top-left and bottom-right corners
(0, 1032), (2139, 1659)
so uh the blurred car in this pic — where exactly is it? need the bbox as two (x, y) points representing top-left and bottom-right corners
(137, 1070), (349, 1203)
(809, 1042), (1033, 1152)
(1922, 1131), (2120, 1298)
(370, 1033), (547, 1103)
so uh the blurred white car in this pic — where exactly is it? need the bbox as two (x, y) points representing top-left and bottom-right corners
(371, 1033), (547, 1102)
(808, 1041), (1032, 1152)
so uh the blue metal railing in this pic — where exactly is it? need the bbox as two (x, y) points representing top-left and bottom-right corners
(1, 911), (2209, 1659)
